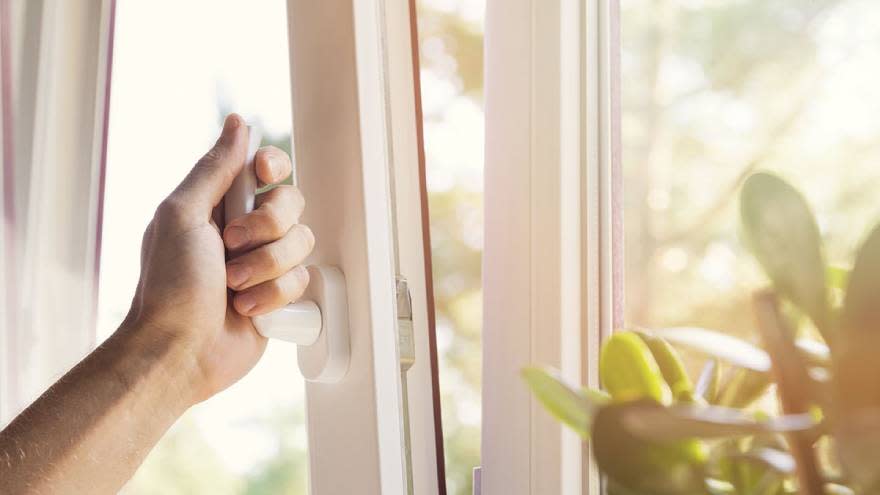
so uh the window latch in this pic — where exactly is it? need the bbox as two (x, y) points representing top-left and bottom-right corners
(396, 276), (415, 372)
(224, 125), (351, 383)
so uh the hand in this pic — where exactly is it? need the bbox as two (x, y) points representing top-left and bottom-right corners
(123, 114), (314, 404)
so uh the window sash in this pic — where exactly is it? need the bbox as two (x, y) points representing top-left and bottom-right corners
(481, 0), (621, 493)
(287, 1), (443, 493)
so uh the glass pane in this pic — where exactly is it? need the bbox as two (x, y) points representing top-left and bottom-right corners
(623, 1), (880, 352)
(416, 1), (485, 494)
(98, 1), (307, 493)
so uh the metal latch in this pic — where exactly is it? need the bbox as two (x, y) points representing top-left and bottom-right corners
(396, 276), (415, 372)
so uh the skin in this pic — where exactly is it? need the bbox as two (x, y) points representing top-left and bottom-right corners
(0, 114), (314, 494)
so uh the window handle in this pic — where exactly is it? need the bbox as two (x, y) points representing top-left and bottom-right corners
(224, 125), (350, 383)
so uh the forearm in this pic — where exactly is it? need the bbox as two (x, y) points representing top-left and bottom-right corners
(0, 323), (200, 494)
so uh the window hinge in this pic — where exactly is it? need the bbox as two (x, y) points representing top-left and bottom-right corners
(396, 276), (415, 372)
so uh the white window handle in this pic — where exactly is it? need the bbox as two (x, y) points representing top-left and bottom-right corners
(224, 126), (350, 383)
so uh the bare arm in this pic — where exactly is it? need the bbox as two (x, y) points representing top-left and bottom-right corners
(0, 114), (314, 494)
(0, 324), (199, 493)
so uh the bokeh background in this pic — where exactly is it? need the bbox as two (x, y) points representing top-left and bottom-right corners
(622, 0), (880, 354)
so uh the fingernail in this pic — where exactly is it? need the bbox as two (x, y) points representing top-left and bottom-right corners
(227, 263), (251, 288)
(223, 113), (241, 133)
(224, 225), (249, 249)
(236, 293), (257, 314)
(269, 156), (284, 180)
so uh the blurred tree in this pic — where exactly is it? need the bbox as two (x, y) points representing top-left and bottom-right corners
(623, 0), (880, 352)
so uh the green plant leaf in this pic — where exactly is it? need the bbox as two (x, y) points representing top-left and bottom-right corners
(838, 224), (880, 410)
(655, 327), (771, 372)
(601, 332), (672, 404)
(715, 368), (772, 408)
(636, 331), (695, 402)
(795, 339), (830, 368)
(823, 484), (855, 495)
(718, 447), (789, 495)
(740, 173), (830, 339)
(618, 403), (817, 442)
(727, 447), (796, 475)
(521, 367), (607, 439)
(833, 225), (880, 490)
(826, 265), (849, 291)
(695, 360), (721, 404)
(592, 400), (707, 495)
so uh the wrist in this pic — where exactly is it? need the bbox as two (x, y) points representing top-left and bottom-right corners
(111, 320), (206, 412)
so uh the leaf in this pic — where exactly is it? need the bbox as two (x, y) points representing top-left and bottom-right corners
(823, 484), (855, 495)
(724, 447), (797, 475)
(636, 331), (695, 402)
(521, 367), (607, 438)
(718, 446), (790, 495)
(740, 173), (830, 339)
(654, 327), (771, 372)
(826, 265), (849, 291)
(601, 332), (672, 404)
(695, 359), (721, 404)
(618, 403), (817, 442)
(834, 227), (880, 489)
(715, 368), (772, 408)
(837, 223), (880, 412)
(832, 408), (880, 492)
(592, 400), (708, 495)
(795, 338), (830, 368)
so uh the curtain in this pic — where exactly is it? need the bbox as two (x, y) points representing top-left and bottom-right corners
(0, 0), (115, 425)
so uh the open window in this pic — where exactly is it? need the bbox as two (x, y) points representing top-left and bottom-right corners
(2, 0), (446, 493)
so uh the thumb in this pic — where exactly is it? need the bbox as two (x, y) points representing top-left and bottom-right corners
(172, 113), (248, 218)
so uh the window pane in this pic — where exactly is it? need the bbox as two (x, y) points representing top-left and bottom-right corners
(623, 1), (880, 347)
(98, 1), (306, 493)
(416, 1), (485, 494)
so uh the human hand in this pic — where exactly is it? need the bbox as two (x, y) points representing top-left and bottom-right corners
(123, 114), (313, 404)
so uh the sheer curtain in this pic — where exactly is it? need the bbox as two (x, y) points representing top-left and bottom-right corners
(0, 0), (115, 425)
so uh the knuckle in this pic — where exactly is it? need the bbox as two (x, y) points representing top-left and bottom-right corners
(262, 244), (285, 272)
(200, 144), (227, 164)
(266, 279), (287, 301)
(289, 186), (305, 213)
(293, 224), (315, 251)
(295, 266), (311, 288)
(258, 206), (286, 238)
(155, 197), (189, 225)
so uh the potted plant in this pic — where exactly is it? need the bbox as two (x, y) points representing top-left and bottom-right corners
(524, 172), (880, 494)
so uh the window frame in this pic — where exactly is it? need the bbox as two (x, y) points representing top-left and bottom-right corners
(286, 1), (445, 493)
(481, 0), (621, 493)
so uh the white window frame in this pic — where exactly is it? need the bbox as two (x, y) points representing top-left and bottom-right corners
(286, 1), (444, 494)
(481, 0), (621, 493)
(0, 0), (115, 425)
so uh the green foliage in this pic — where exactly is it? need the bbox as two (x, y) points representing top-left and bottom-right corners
(741, 173), (830, 339)
(601, 332), (672, 404)
(522, 367), (607, 438)
(636, 331), (696, 402)
(526, 173), (880, 494)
